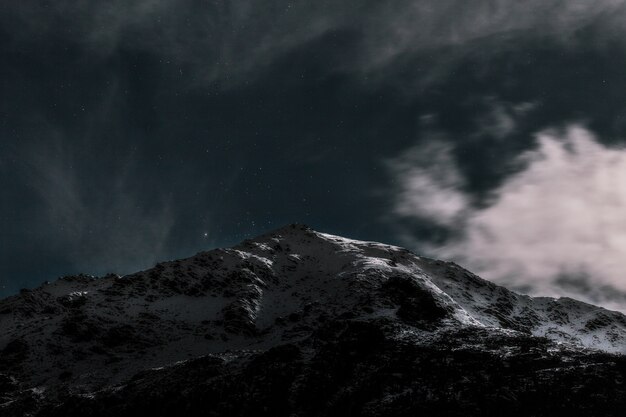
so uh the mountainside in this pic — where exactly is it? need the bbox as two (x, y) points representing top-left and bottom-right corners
(2, 224), (626, 416)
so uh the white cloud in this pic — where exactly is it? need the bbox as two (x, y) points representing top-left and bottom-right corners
(390, 125), (626, 309)
(387, 140), (468, 226)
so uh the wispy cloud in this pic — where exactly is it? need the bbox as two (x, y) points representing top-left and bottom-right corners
(473, 99), (537, 141)
(389, 124), (626, 311)
(4, 1), (626, 86)
(20, 136), (174, 277)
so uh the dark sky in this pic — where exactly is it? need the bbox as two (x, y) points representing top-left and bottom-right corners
(3, 1), (626, 310)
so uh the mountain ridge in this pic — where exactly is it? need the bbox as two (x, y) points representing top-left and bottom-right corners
(2, 224), (626, 416)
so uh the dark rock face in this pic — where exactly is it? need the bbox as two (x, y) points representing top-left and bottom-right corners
(382, 275), (450, 326)
(2, 225), (626, 416)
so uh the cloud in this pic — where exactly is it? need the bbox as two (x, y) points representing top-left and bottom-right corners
(4, 1), (626, 86)
(20, 136), (175, 277)
(473, 99), (537, 140)
(3, 1), (344, 86)
(389, 124), (626, 310)
(387, 138), (468, 227)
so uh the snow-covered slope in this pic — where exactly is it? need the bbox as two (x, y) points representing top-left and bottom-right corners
(1, 224), (626, 405)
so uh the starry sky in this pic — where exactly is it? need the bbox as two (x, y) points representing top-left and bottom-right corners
(4, 1), (626, 310)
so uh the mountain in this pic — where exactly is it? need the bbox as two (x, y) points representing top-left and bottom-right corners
(2, 224), (626, 416)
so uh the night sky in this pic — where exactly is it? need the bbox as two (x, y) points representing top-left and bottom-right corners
(3, 1), (626, 310)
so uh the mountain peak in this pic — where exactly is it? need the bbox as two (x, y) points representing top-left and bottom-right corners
(2, 228), (626, 415)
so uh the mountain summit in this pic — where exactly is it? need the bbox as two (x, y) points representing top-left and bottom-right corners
(2, 224), (626, 416)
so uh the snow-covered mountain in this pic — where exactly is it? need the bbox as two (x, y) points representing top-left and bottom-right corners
(2, 224), (626, 416)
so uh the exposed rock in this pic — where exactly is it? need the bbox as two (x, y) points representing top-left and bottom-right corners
(1, 225), (626, 416)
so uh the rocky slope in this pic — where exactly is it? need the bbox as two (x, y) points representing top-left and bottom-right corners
(1, 224), (626, 416)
